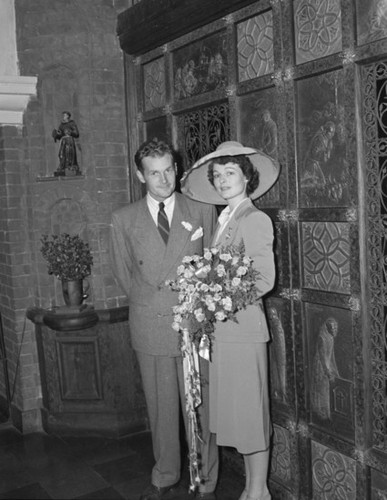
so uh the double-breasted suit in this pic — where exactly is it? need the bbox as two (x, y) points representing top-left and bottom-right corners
(109, 192), (218, 491)
(209, 198), (275, 454)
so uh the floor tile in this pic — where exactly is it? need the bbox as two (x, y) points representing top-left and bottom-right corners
(74, 486), (126, 499)
(0, 482), (51, 499)
(0, 422), (246, 500)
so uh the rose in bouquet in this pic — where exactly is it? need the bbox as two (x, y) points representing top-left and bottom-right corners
(166, 241), (261, 350)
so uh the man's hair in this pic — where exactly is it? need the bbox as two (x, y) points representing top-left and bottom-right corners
(135, 137), (174, 172)
(207, 154), (259, 196)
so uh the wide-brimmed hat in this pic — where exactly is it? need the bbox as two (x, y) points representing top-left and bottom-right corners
(181, 141), (280, 204)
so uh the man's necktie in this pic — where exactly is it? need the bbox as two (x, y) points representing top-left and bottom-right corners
(157, 202), (169, 245)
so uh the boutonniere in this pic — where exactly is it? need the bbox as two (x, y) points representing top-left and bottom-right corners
(181, 221), (193, 231)
(181, 221), (203, 241)
(191, 227), (203, 241)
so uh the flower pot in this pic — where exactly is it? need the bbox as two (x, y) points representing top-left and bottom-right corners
(61, 279), (88, 307)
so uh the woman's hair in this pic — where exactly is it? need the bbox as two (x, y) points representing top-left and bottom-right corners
(207, 155), (259, 196)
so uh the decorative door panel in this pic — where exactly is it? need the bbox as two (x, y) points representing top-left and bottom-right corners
(122, 0), (387, 497)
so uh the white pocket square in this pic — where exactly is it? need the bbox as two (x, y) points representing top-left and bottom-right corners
(191, 227), (203, 241)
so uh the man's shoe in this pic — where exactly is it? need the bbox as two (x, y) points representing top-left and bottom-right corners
(139, 482), (178, 500)
(195, 493), (217, 500)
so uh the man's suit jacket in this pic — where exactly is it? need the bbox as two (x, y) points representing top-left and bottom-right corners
(110, 192), (217, 356)
(212, 198), (275, 342)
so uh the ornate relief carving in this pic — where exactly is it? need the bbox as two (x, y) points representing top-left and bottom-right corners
(225, 85), (236, 97)
(302, 222), (351, 293)
(296, 69), (349, 208)
(356, 0), (387, 46)
(267, 305), (287, 402)
(279, 288), (301, 301)
(270, 425), (292, 484)
(172, 31), (228, 101)
(143, 57), (166, 111)
(283, 66), (295, 82)
(179, 103), (230, 168)
(311, 442), (356, 499)
(361, 60), (387, 452)
(342, 48), (356, 66)
(345, 208), (357, 222)
(348, 297), (360, 312)
(305, 303), (354, 437)
(297, 421), (310, 438)
(293, 0), (342, 65)
(223, 14), (234, 24)
(237, 11), (274, 82)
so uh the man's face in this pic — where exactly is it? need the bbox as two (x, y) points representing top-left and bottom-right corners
(136, 153), (176, 202)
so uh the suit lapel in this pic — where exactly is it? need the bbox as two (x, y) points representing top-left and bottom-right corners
(214, 198), (252, 247)
(159, 194), (193, 280)
(132, 198), (165, 256)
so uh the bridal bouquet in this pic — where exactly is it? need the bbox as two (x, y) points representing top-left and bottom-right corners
(166, 241), (261, 491)
(167, 241), (261, 352)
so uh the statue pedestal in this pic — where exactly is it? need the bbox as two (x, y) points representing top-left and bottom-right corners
(27, 306), (148, 437)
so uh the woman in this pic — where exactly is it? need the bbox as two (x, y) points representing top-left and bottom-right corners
(181, 141), (280, 500)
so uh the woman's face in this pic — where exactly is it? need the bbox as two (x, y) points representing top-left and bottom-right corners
(212, 161), (248, 206)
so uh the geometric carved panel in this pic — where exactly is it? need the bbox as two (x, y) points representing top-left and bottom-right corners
(301, 222), (351, 294)
(143, 57), (166, 111)
(237, 10), (274, 82)
(294, 0), (342, 65)
(56, 338), (102, 400)
(305, 303), (354, 439)
(311, 441), (356, 499)
(270, 424), (292, 485)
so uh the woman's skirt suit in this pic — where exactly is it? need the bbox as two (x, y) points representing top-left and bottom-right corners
(209, 198), (275, 454)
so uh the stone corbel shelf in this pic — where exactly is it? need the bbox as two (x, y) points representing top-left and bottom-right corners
(36, 175), (86, 182)
(0, 75), (38, 126)
(27, 305), (128, 332)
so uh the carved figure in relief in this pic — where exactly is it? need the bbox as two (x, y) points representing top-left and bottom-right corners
(267, 306), (286, 401)
(52, 111), (80, 176)
(311, 317), (340, 419)
(301, 121), (336, 189)
(182, 60), (198, 97)
(207, 52), (227, 89)
(260, 109), (278, 159)
(367, 0), (387, 41)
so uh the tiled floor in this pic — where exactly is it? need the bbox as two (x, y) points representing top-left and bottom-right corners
(0, 420), (245, 500)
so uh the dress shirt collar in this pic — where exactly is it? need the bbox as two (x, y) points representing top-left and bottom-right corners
(146, 192), (175, 225)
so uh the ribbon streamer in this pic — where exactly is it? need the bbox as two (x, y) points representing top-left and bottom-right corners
(181, 328), (203, 492)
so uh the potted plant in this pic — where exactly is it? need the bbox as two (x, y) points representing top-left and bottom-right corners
(40, 233), (93, 307)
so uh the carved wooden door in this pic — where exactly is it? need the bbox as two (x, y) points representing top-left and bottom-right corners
(123, 0), (387, 497)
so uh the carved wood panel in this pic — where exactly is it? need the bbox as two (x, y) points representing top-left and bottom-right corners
(123, 0), (387, 497)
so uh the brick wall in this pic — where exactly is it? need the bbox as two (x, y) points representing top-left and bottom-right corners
(0, 0), (135, 432)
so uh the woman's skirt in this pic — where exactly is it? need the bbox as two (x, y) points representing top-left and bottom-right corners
(209, 339), (271, 454)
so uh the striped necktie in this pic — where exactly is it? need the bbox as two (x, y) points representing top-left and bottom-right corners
(157, 202), (169, 245)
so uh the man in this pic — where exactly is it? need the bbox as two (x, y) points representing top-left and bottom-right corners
(109, 137), (219, 500)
